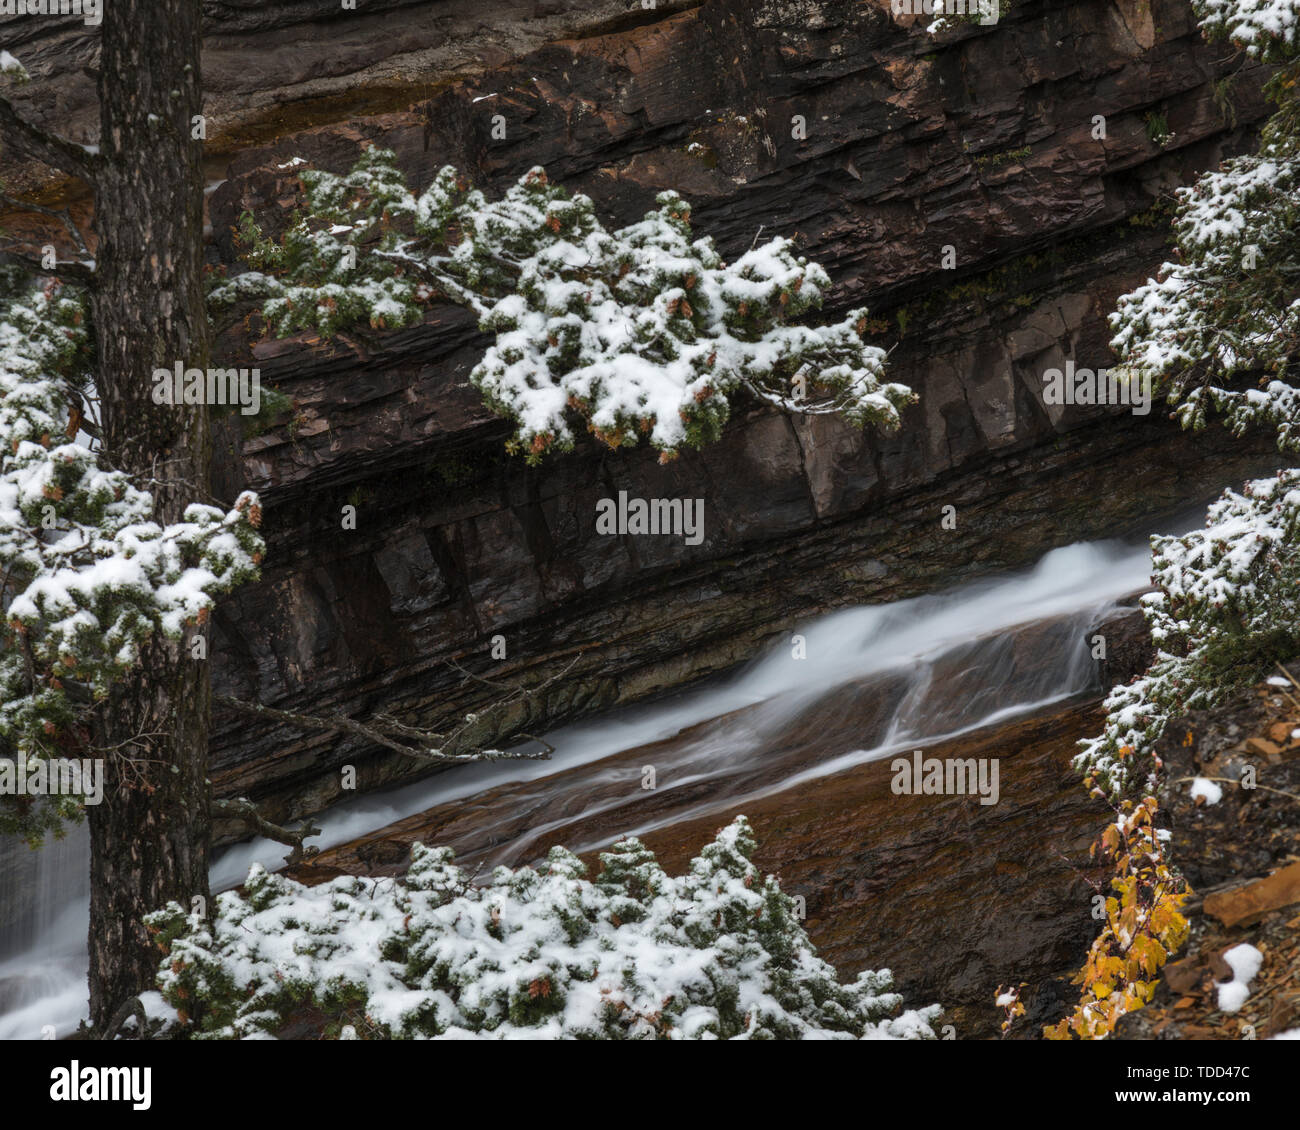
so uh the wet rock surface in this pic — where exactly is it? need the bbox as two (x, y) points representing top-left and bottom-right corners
(3, 0), (1293, 1043)
(3, 0), (1283, 824)
(297, 695), (1114, 1040)
(1114, 664), (1300, 1040)
(293, 606), (1155, 1039)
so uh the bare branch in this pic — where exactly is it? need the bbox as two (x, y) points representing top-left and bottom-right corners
(0, 191), (93, 261)
(0, 245), (95, 286)
(213, 692), (553, 766)
(0, 95), (98, 184)
(98, 995), (147, 1041)
(212, 797), (322, 866)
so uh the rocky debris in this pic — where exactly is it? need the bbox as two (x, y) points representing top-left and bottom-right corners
(1114, 662), (1300, 1040)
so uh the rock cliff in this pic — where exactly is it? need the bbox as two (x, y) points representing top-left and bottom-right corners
(2, 0), (1284, 828)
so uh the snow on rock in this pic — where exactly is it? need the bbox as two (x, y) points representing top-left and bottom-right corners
(1216, 943), (1265, 1013)
(1189, 777), (1224, 805)
(0, 50), (29, 81)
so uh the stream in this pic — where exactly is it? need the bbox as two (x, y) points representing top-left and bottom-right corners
(0, 526), (1175, 1038)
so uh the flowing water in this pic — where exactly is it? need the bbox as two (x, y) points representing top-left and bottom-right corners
(0, 530), (1167, 1038)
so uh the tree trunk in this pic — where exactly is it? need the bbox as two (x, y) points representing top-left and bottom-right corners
(87, 0), (212, 1031)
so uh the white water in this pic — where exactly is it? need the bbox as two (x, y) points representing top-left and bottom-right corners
(0, 532), (1160, 1038)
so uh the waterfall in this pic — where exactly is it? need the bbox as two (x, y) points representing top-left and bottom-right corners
(0, 533), (1158, 1038)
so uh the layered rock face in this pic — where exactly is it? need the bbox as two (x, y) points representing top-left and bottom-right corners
(2, 1), (1283, 827)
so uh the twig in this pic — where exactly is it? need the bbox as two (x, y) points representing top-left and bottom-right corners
(212, 797), (322, 866)
(0, 190), (93, 260)
(1273, 662), (1300, 713)
(1174, 775), (1300, 805)
(0, 245), (95, 286)
(98, 995), (146, 1041)
(214, 693), (551, 766)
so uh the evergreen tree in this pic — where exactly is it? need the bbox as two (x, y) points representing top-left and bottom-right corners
(2, 24), (914, 1028)
(0, 272), (263, 843)
(217, 148), (915, 464)
(1108, 0), (1300, 447)
(1081, 0), (1300, 794)
(1078, 471), (1300, 794)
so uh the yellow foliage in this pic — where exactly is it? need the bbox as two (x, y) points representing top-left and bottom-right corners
(1041, 796), (1188, 1040)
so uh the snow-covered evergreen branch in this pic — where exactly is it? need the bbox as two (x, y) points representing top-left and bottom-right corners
(1082, 0), (1300, 796)
(145, 816), (942, 1040)
(1108, 0), (1300, 450)
(215, 149), (914, 464)
(1076, 471), (1300, 795)
(0, 273), (264, 842)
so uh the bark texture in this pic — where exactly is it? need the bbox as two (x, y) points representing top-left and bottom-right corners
(86, 0), (212, 1031)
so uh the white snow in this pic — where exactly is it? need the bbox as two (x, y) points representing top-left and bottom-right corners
(1, 282), (264, 786)
(152, 817), (943, 1041)
(1198, 0), (1299, 55)
(1190, 777), (1223, 805)
(1216, 943), (1264, 1013)
(214, 151), (913, 461)
(0, 50), (28, 82)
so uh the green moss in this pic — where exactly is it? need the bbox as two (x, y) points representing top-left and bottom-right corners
(683, 132), (719, 168)
(1213, 76), (1238, 129)
(974, 144), (1031, 171)
(424, 454), (477, 488)
(231, 385), (295, 439)
(875, 200), (1176, 335)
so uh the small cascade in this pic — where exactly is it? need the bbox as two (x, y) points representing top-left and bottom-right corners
(0, 535), (1155, 1037)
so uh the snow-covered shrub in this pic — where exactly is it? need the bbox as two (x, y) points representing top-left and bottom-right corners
(1108, 148), (1300, 446)
(0, 271), (265, 842)
(1076, 471), (1300, 795)
(147, 816), (942, 1040)
(215, 149), (915, 463)
(1107, 0), (1300, 449)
